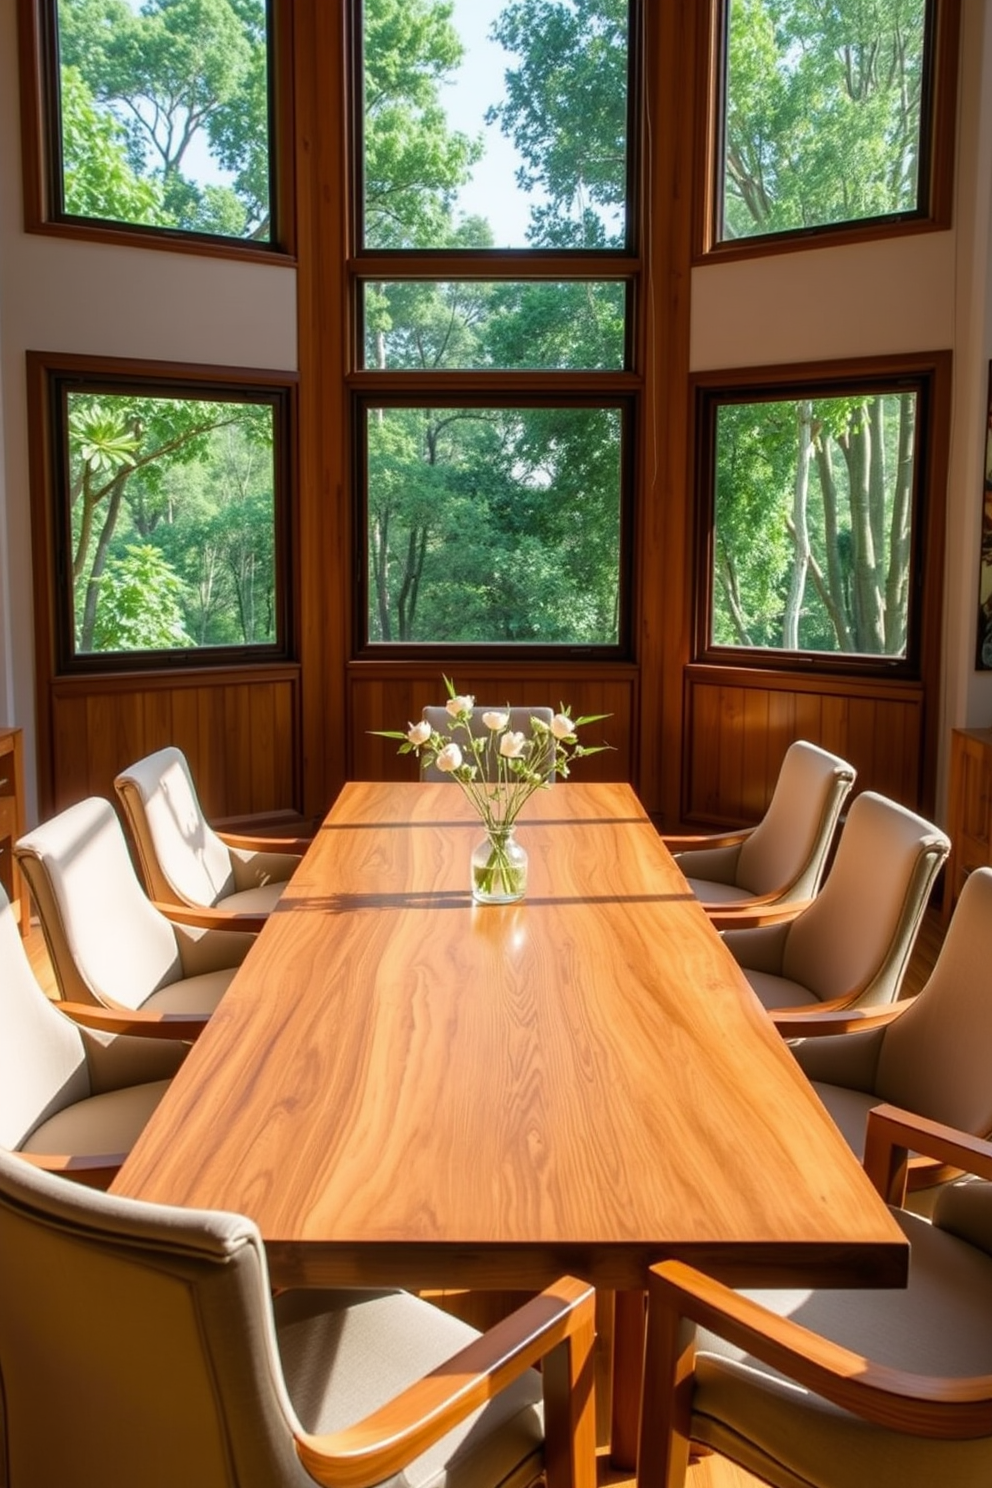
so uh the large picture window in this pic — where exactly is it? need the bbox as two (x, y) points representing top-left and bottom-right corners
(27, 0), (288, 249)
(45, 365), (294, 671)
(712, 0), (956, 250)
(696, 364), (944, 672)
(353, 0), (635, 656)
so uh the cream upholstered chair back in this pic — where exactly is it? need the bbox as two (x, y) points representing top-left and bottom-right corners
(781, 790), (949, 1008)
(733, 741), (854, 898)
(421, 705), (555, 783)
(0, 882), (92, 1150)
(15, 797), (186, 1009)
(0, 1144), (321, 1488)
(674, 740), (855, 904)
(115, 745), (236, 907)
(873, 865), (992, 1134)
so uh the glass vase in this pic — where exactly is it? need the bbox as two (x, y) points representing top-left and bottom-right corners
(471, 827), (528, 904)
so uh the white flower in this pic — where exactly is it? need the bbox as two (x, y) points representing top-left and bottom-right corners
(436, 742), (463, 772)
(499, 731), (527, 759)
(550, 713), (576, 740)
(445, 694), (475, 717)
(406, 720), (432, 747)
(482, 711), (509, 731)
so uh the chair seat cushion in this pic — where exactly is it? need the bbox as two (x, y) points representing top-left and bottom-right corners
(807, 1081), (878, 1161)
(274, 1288), (544, 1488)
(684, 876), (757, 906)
(742, 969), (824, 1011)
(19, 1078), (172, 1156)
(690, 1210), (992, 1488)
(218, 881), (287, 915)
(143, 968), (238, 1015)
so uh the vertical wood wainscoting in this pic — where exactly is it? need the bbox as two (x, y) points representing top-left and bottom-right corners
(43, 667), (303, 823)
(350, 664), (638, 785)
(682, 666), (927, 826)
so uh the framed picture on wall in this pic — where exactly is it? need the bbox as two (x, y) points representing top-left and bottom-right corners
(976, 364), (992, 668)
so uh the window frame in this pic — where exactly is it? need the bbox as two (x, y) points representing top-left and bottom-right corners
(353, 388), (636, 661)
(17, 0), (297, 261)
(691, 353), (951, 681)
(347, 0), (642, 660)
(694, 0), (960, 265)
(28, 352), (298, 678)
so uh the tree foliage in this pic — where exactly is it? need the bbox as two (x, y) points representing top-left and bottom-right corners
(57, 0), (270, 238)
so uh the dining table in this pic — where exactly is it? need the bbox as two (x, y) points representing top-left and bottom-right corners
(113, 779), (909, 1467)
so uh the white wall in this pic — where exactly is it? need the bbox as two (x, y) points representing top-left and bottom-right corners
(0, 0), (297, 814)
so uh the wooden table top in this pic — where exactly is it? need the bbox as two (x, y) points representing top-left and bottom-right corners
(114, 780), (908, 1293)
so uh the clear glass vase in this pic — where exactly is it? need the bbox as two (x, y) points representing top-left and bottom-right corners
(471, 827), (528, 904)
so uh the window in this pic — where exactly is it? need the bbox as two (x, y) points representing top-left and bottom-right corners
(28, 0), (288, 250)
(45, 365), (293, 671)
(353, 0), (634, 656)
(712, 0), (955, 249)
(696, 367), (940, 671)
(363, 401), (625, 645)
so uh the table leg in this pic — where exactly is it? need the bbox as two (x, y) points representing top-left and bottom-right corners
(611, 1287), (646, 1470)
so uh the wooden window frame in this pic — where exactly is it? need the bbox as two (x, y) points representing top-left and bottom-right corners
(27, 351), (299, 681)
(347, 0), (642, 660)
(690, 351), (951, 686)
(16, 0), (297, 262)
(694, 0), (960, 266)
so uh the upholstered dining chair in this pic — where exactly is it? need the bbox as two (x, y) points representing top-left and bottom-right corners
(0, 1144), (596, 1488)
(15, 796), (255, 1037)
(636, 1105), (992, 1488)
(115, 744), (308, 929)
(0, 882), (183, 1188)
(715, 790), (950, 1020)
(780, 865), (992, 1207)
(662, 740), (855, 909)
(421, 705), (555, 782)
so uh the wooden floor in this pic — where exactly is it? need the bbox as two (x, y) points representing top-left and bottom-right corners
(26, 907), (946, 1488)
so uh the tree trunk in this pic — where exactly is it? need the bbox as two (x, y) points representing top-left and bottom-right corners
(782, 400), (814, 649)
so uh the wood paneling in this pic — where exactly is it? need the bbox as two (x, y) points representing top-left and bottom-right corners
(682, 666), (925, 825)
(349, 664), (637, 784)
(47, 667), (301, 821)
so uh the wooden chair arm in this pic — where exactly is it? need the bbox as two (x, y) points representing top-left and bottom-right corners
(14, 1150), (126, 1188)
(771, 1003), (911, 1037)
(662, 828), (751, 853)
(217, 830), (310, 854)
(708, 899), (814, 931)
(56, 1000), (209, 1041)
(152, 901), (268, 934)
(294, 1275), (597, 1488)
(644, 1259), (992, 1445)
(864, 1104), (992, 1205)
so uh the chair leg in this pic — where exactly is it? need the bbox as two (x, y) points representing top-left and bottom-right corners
(636, 1276), (695, 1488)
(542, 1299), (598, 1488)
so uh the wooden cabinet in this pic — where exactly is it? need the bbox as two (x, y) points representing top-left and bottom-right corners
(944, 727), (992, 924)
(0, 727), (26, 933)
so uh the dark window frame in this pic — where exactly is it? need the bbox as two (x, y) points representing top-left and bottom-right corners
(695, 0), (960, 265)
(17, 0), (296, 261)
(28, 352), (298, 678)
(691, 353), (951, 681)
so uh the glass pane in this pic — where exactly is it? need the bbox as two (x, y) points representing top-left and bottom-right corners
(364, 281), (626, 369)
(711, 391), (918, 656)
(55, 0), (272, 241)
(720, 0), (928, 241)
(66, 391), (278, 654)
(366, 405), (622, 644)
(362, 0), (629, 250)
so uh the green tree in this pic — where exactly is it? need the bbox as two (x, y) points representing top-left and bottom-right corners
(723, 0), (927, 238)
(56, 0), (269, 237)
(90, 544), (192, 651)
(59, 65), (169, 222)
